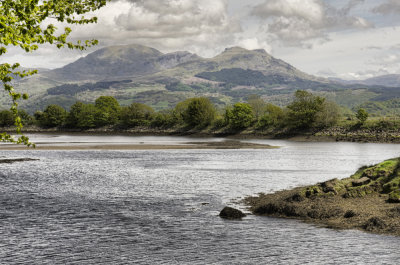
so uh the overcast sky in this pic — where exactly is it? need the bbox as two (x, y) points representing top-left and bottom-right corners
(2, 0), (400, 80)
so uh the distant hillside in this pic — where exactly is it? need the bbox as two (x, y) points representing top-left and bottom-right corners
(45, 44), (199, 82)
(331, 74), (400, 88)
(6, 44), (400, 115)
(362, 74), (400, 87)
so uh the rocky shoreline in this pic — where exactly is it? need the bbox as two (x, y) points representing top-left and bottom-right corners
(244, 158), (400, 236)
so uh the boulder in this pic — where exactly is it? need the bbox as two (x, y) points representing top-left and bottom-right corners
(388, 191), (400, 203)
(344, 210), (357, 218)
(219, 207), (246, 219)
(363, 217), (386, 231)
(352, 177), (370, 187)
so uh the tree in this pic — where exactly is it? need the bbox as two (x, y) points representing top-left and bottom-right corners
(314, 101), (341, 128)
(183, 97), (216, 128)
(0, 0), (107, 145)
(172, 98), (192, 124)
(286, 90), (325, 130)
(356, 108), (369, 124)
(18, 109), (34, 126)
(0, 110), (15, 127)
(120, 103), (155, 127)
(94, 96), (121, 126)
(258, 103), (285, 129)
(38, 104), (67, 128)
(66, 102), (97, 129)
(247, 94), (266, 119)
(151, 110), (176, 128)
(226, 103), (254, 129)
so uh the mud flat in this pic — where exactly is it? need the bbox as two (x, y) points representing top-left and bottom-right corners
(0, 140), (277, 150)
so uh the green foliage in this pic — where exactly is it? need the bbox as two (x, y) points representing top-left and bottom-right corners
(165, 82), (193, 92)
(94, 96), (121, 126)
(120, 103), (155, 127)
(47, 80), (131, 96)
(212, 115), (228, 129)
(286, 90), (325, 130)
(314, 101), (341, 129)
(196, 68), (285, 87)
(226, 103), (254, 129)
(66, 102), (97, 129)
(183, 97), (216, 128)
(258, 104), (285, 129)
(0, 0), (106, 146)
(0, 110), (14, 127)
(173, 99), (192, 124)
(151, 111), (176, 128)
(38, 104), (67, 128)
(247, 94), (266, 119)
(356, 108), (369, 124)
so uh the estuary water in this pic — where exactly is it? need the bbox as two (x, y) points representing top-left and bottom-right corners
(1, 135), (400, 264)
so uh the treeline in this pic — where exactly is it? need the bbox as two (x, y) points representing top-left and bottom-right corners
(0, 90), (369, 132)
(47, 80), (131, 96)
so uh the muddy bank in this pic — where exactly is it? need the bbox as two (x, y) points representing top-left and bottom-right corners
(0, 158), (38, 163)
(0, 140), (277, 150)
(244, 158), (400, 236)
(3, 125), (400, 143)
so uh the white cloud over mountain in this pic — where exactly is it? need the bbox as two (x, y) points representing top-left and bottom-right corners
(2, 0), (400, 80)
(251, 0), (372, 47)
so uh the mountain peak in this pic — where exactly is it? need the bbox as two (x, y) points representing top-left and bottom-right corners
(252, 49), (268, 54)
(223, 46), (249, 53)
(90, 44), (163, 61)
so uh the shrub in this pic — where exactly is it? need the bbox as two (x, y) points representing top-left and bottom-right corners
(183, 97), (216, 128)
(120, 103), (154, 127)
(226, 103), (254, 129)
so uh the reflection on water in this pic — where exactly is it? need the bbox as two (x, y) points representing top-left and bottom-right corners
(1, 136), (400, 264)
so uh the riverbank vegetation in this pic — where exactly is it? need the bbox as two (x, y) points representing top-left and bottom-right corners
(244, 158), (400, 236)
(1, 90), (400, 142)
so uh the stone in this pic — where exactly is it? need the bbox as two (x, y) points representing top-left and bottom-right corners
(219, 207), (246, 219)
(352, 177), (370, 187)
(363, 217), (386, 231)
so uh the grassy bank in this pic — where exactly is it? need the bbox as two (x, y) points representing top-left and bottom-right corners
(245, 158), (400, 236)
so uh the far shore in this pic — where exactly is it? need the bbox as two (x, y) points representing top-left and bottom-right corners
(2, 125), (400, 145)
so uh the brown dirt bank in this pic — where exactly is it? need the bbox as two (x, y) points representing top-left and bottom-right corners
(244, 158), (400, 236)
(0, 140), (277, 150)
(3, 125), (400, 143)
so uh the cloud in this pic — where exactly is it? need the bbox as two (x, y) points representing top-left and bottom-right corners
(344, 68), (391, 80)
(372, 0), (400, 15)
(251, 0), (372, 47)
(67, 0), (241, 57)
(237, 38), (272, 53)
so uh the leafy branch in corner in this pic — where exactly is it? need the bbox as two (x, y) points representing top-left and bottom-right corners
(0, 0), (107, 146)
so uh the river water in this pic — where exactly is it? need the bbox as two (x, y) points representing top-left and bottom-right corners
(1, 135), (400, 264)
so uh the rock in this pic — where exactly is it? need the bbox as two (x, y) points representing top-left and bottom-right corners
(321, 179), (338, 194)
(352, 177), (371, 187)
(344, 210), (357, 218)
(363, 217), (386, 231)
(253, 203), (281, 215)
(307, 206), (342, 220)
(219, 207), (246, 219)
(286, 193), (305, 202)
(388, 191), (400, 203)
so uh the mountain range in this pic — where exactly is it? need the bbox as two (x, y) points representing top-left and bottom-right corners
(4, 44), (400, 115)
